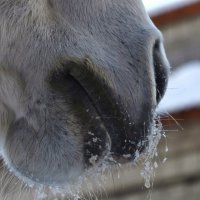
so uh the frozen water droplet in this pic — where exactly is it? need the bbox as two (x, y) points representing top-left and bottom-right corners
(145, 181), (151, 189)
(154, 162), (158, 169)
(123, 154), (131, 159)
(135, 150), (140, 159)
(89, 155), (98, 165)
(88, 131), (94, 136)
(92, 137), (98, 143)
(163, 157), (167, 163)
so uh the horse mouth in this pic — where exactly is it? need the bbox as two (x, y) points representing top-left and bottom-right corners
(50, 58), (156, 165)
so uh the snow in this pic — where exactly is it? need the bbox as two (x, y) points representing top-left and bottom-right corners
(157, 61), (200, 114)
(142, 0), (200, 15)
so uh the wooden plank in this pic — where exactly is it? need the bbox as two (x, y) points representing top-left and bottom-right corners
(109, 181), (200, 200)
(160, 108), (200, 127)
(151, 2), (200, 27)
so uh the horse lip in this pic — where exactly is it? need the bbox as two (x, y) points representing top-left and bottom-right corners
(61, 59), (153, 158)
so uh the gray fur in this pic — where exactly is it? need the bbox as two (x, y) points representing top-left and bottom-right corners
(0, 0), (169, 198)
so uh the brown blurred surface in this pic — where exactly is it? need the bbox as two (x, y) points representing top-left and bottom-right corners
(151, 1), (200, 27)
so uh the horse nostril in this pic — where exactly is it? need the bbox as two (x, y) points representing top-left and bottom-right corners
(153, 39), (169, 104)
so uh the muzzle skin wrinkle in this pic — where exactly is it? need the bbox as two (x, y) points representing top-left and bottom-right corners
(0, 0), (170, 195)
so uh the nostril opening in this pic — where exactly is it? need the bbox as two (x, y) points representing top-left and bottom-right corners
(154, 39), (160, 51)
(153, 39), (169, 104)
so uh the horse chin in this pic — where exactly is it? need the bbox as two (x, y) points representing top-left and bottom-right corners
(2, 93), (150, 189)
(2, 83), (112, 187)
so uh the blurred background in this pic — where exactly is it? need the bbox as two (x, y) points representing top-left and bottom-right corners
(98, 0), (200, 199)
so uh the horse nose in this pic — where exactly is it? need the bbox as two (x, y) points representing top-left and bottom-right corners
(153, 38), (170, 104)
